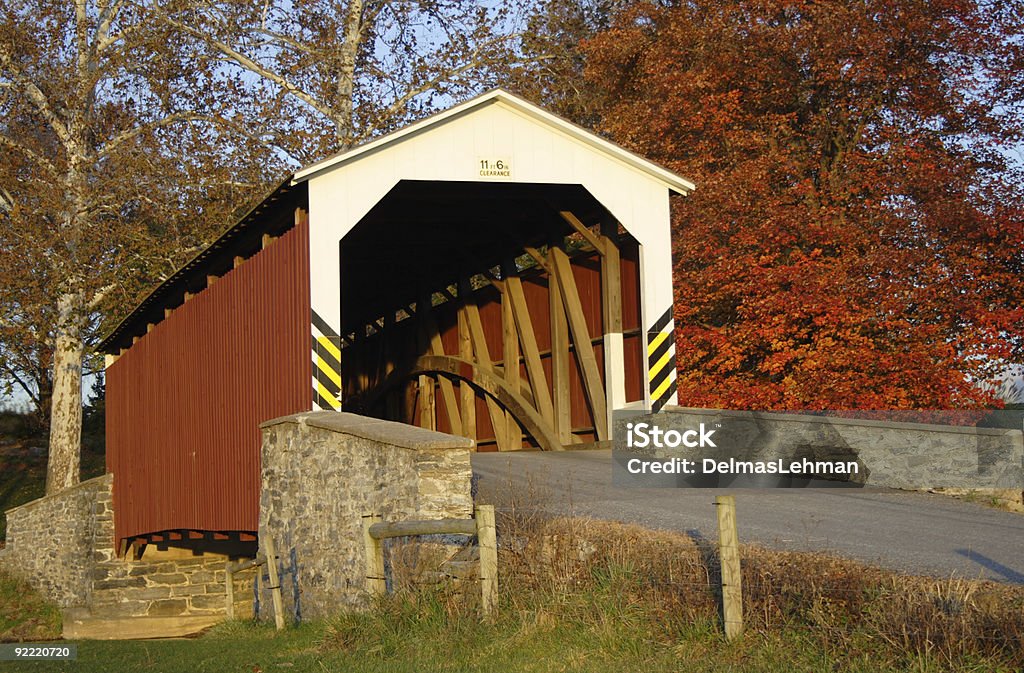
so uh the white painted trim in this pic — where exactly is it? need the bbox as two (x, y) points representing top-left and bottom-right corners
(293, 89), (696, 195)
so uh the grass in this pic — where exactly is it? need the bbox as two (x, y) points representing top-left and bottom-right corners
(0, 568), (61, 642)
(3, 515), (1022, 673)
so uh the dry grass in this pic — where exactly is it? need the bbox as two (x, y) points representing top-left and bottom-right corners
(495, 510), (1024, 670)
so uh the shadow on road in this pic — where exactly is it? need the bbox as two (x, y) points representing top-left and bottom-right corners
(954, 549), (1024, 583)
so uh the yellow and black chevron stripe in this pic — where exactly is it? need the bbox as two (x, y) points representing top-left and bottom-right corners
(647, 307), (677, 413)
(311, 310), (341, 411)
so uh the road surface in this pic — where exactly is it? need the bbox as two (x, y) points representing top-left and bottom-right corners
(472, 449), (1024, 583)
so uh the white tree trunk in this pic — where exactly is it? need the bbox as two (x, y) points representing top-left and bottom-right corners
(45, 289), (84, 494)
(335, 0), (365, 147)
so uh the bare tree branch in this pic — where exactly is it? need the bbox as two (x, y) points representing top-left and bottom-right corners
(156, 10), (341, 123)
(0, 135), (60, 175)
(0, 48), (73, 149)
(99, 111), (224, 159)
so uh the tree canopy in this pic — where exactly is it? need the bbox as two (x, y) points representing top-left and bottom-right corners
(583, 0), (1024, 409)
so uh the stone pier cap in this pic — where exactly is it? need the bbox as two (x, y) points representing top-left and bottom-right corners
(259, 411), (475, 451)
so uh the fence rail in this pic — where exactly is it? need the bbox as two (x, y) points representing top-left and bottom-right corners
(363, 504), (498, 617)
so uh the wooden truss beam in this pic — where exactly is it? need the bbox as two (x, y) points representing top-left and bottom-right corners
(501, 276), (522, 449)
(505, 276), (555, 425)
(548, 249), (573, 444)
(412, 355), (563, 452)
(551, 247), (609, 441)
(418, 297), (462, 435)
(560, 211), (605, 256)
(463, 298), (513, 451)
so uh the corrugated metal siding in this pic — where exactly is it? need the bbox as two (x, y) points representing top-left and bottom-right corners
(106, 218), (311, 543)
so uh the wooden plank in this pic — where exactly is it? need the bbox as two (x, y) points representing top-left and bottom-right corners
(548, 251), (573, 445)
(226, 555), (267, 574)
(264, 535), (286, 631)
(415, 298), (437, 431)
(417, 375), (436, 430)
(716, 495), (743, 640)
(369, 518), (477, 539)
(458, 304), (477, 443)
(501, 283), (522, 449)
(560, 211), (605, 255)
(476, 505), (498, 619)
(600, 229), (626, 424)
(551, 248), (609, 440)
(225, 568), (235, 619)
(464, 300), (511, 451)
(505, 276), (554, 425)
(362, 514), (387, 597)
(600, 232), (623, 334)
(524, 246), (552, 274)
(419, 305), (463, 435)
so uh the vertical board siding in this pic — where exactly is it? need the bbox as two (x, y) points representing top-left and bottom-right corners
(106, 219), (311, 543)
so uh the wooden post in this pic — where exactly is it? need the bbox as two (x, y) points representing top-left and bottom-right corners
(418, 375), (436, 430)
(548, 250), (573, 445)
(600, 222), (625, 436)
(363, 514), (386, 597)
(263, 535), (286, 631)
(225, 567), (235, 619)
(457, 299), (477, 442)
(501, 277), (521, 449)
(419, 304), (462, 435)
(475, 505), (498, 619)
(715, 495), (743, 640)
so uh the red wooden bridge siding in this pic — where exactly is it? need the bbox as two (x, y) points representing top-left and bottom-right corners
(106, 219), (311, 544)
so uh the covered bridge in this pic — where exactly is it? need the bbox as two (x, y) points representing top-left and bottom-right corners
(98, 88), (695, 554)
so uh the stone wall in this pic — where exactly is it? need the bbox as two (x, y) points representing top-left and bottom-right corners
(2, 472), (254, 628)
(88, 543), (255, 620)
(1, 474), (113, 607)
(258, 411), (474, 621)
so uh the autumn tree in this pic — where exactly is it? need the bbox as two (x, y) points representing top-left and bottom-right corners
(156, 0), (528, 161)
(506, 0), (629, 124)
(0, 0), (276, 492)
(581, 0), (1024, 410)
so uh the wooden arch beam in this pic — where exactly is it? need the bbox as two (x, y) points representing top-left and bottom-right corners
(411, 355), (565, 453)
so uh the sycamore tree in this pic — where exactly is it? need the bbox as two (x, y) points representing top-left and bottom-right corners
(1, 0), (533, 495)
(0, 0), (276, 493)
(156, 0), (528, 161)
(582, 0), (1024, 409)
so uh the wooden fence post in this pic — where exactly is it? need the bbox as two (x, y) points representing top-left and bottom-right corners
(475, 504), (498, 619)
(225, 567), (235, 620)
(263, 535), (286, 631)
(715, 495), (743, 640)
(363, 514), (387, 597)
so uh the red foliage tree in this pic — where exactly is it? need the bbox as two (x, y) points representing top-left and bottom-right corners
(583, 0), (1024, 409)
